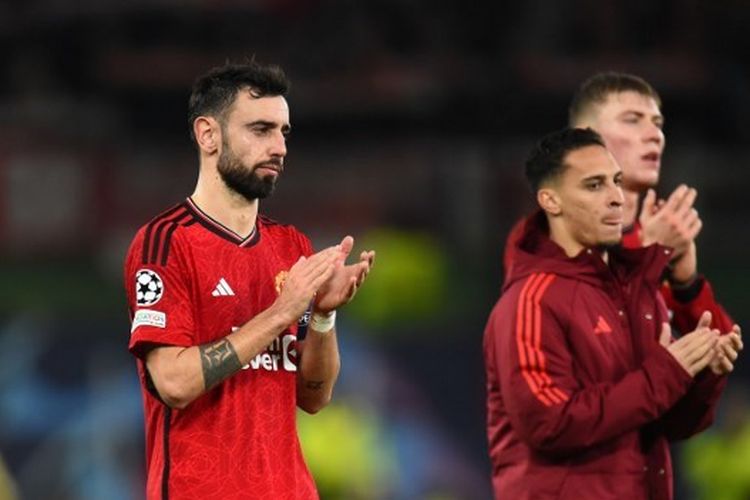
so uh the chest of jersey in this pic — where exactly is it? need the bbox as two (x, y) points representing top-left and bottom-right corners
(177, 226), (307, 373)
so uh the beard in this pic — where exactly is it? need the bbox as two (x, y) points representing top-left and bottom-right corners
(217, 141), (281, 202)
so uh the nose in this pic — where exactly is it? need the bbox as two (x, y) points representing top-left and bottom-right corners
(270, 130), (287, 158)
(609, 183), (625, 207)
(643, 121), (664, 148)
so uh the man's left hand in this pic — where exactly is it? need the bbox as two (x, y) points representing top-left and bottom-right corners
(314, 235), (375, 313)
(709, 325), (743, 375)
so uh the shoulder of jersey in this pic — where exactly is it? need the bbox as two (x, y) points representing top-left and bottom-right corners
(259, 214), (310, 241)
(137, 201), (197, 267)
(258, 214), (304, 236)
(258, 214), (302, 235)
(258, 214), (284, 227)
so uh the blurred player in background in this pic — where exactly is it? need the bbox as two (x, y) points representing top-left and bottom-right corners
(505, 72), (734, 337)
(124, 61), (374, 500)
(502, 74), (740, 448)
(484, 127), (742, 499)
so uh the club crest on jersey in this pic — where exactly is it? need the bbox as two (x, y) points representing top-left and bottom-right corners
(274, 270), (289, 295)
(136, 269), (164, 306)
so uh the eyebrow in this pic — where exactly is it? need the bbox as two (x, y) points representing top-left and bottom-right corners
(580, 174), (606, 184)
(618, 110), (664, 123)
(580, 171), (622, 184)
(247, 120), (292, 133)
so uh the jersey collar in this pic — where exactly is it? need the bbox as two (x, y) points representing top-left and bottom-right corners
(185, 197), (261, 247)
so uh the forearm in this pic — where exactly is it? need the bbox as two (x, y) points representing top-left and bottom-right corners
(507, 348), (693, 455)
(297, 322), (341, 414)
(146, 302), (296, 409)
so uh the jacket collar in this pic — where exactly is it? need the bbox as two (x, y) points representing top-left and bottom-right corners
(505, 210), (672, 291)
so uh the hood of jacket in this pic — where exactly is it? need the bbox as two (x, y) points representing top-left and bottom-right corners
(504, 210), (672, 292)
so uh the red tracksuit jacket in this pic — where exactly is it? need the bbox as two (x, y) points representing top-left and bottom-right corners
(485, 212), (725, 499)
(620, 221), (735, 335)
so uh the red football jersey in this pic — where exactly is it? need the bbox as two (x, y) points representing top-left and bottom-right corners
(125, 198), (318, 500)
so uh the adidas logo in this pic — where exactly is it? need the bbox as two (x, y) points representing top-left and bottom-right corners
(593, 315), (612, 335)
(212, 278), (235, 297)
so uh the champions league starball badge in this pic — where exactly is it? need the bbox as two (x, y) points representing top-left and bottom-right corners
(136, 269), (164, 306)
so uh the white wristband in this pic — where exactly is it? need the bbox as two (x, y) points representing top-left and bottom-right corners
(310, 310), (336, 333)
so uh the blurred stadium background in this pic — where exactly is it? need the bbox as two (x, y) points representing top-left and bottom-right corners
(1, 1), (749, 499)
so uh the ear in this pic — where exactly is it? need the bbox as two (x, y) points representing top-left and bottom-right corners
(572, 105), (601, 130)
(537, 188), (562, 216)
(193, 116), (220, 155)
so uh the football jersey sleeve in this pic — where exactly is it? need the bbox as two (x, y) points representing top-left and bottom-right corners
(125, 228), (195, 358)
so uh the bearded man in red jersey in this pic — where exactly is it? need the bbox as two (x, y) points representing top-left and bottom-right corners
(125, 61), (374, 500)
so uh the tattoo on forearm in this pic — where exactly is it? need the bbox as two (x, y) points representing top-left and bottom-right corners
(199, 339), (242, 389)
(305, 380), (325, 391)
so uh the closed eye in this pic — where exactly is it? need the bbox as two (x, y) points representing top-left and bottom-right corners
(250, 124), (273, 136)
(620, 112), (642, 125)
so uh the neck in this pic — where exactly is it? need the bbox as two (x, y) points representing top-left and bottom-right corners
(622, 188), (640, 228)
(547, 216), (608, 263)
(191, 164), (259, 238)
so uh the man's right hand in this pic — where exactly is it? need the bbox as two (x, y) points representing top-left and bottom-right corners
(273, 246), (339, 324)
(659, 311), (719, 377)
(640, 184), (702, 257)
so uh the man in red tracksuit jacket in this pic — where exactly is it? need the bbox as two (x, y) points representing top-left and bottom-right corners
(484, 127), (743, 499)
(503, 72), (734, 337)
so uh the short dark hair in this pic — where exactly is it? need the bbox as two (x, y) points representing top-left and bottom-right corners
(525, 127), (606, 191)
(568, 71), (661, 126)
(187, 61), (290, 143)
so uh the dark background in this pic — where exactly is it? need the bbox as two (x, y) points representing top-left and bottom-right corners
(1, 1), (749, 499)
